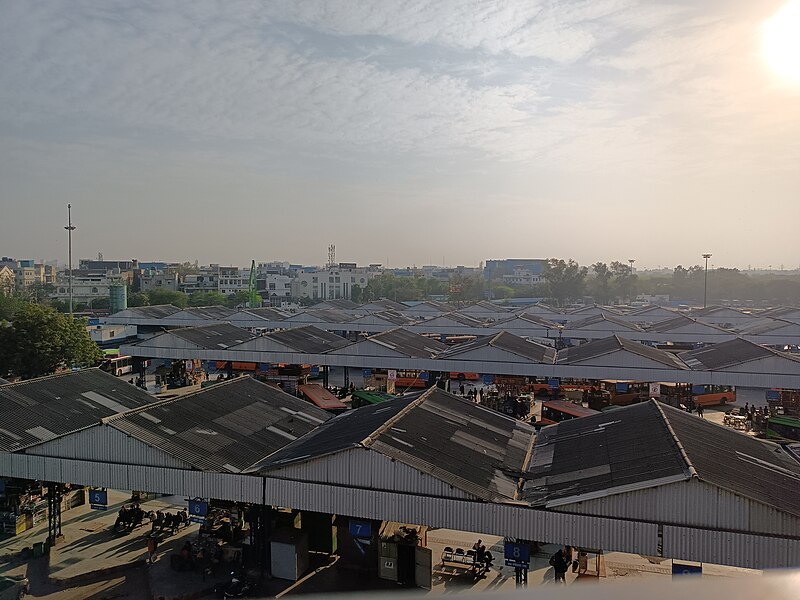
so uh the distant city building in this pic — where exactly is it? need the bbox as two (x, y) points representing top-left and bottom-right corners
(484, 259), (547, 284)
(0, 265), (15, 295)
(13, 262), (56, 289)
(52, 269), (125, 305)
(293, 263), (381, 300)
(180, 265), (220, 294)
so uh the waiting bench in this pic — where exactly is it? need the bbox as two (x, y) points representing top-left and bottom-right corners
(441, 547), (476, 569)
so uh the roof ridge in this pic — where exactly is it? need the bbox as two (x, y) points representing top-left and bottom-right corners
(0, 366), (103, 388)
(652, 401), (697, 478)
(361, 387), (434, 447)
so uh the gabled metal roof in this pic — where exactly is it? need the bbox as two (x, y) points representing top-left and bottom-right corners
(254, 397), (415, 470)
(647, 314), (730, 333)
(522, 401), (691, 506)
(313, 299), (360, 311)
(229, 307), (289, 321)
(557, 335), (689, 369)
(351, 310), (416, 326)
(566, 312), (643, 331)
(365, 388), (535, 502)
(357, 299), (408, 312)
(107, 377), (330, 473)
(286, 309), (353, 323)
(679, 338), (797, 370)
(257, 325), (351, 353)
(172, 306), (237, 320)
(758, 306), (800, 321)
(661, 404), (800, 517)
(363, 328), (448, 358)
(439, 331), (556, 363)
(739, 318), (800, 335)
(158, 323), (256, 349)
(567, 304), (623, 316)
(421, 312), (486, 327)
(0, 377), (9, 386)
(128, 304), (182, 318)
(0, 369), (155, 452)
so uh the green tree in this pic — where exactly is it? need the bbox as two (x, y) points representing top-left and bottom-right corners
(448, 273), (486, 304)
(0, 303), (102, 379)
(588, 262), (613, 304)
(0, 291), (25, 321)
(609, 261), (639, 303)
(146, 288), (188, 307)
(350, 284), (363, 303)
(542, 259), (588, 306)
(224, 290), (251, 308)
(127, 292), (149, 307)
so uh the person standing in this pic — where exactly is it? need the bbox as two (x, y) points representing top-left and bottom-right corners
(549, 549), (569, 584)
(697, 402), (704, 418)
(146, 535), (158, 564)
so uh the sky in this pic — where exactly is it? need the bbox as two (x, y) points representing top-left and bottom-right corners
(1, 0), (799, 270)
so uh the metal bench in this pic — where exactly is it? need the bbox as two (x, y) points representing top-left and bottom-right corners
(441, 547), (476, 569)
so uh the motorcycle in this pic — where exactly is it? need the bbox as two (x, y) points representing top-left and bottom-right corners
(215, 570), (251, 599)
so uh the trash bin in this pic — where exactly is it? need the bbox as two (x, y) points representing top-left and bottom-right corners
(32, 541), (46, 557)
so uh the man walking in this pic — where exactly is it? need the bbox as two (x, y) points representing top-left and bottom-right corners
(697, 403), (704, 418)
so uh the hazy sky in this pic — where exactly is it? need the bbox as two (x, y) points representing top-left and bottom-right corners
(1, 0), (799, 270)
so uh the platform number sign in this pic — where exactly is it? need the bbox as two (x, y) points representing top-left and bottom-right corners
(188, 499), (208, 524)
(89, 489), (108, 511)
(349, 519), (371, 539)
(504, 540), (530, 568)
(672, 561), (702, 577)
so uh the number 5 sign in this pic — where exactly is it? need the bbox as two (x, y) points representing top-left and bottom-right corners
(89, 489), (108, 510)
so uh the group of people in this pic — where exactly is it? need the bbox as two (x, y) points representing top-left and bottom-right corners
(549, 546), (589, 583)
(471, 539), (494, 576)
(458, 384), (483, 401)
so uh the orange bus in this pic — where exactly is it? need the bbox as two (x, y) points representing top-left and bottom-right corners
(538, 400), (600, 427)
(395, 370), (428, 389)
(450, 372), (480, 381)
(692, 385), (735, 406)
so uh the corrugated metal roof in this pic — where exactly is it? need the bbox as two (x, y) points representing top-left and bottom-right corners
(557, 335), (689, 369)
(661, 404), (800, 517)
(0, 377), (10, 386)
(647, 314), (729, 333)
(181, 306), (237, 320)
(260, 325), (351, 353)
(358, 299), (408, 312)
(298, 384), (348, 411)
(739, 318), (798, 335)
(314, 299), (360, 310)
(362, 310), (416, 325)
(366, 388), (535, 502)
(129, 305), (182, 318)
(426, 312), (487, 327)
(288, 309), (353, 323)
(522, 401), (690, 506)
(167, 323), (256, 349)
(255, 397), (415, 470)
(439, 331), (556, 363)
(366, 328), (448, 358)
(758, 306), (800, 320)
(0, 369), (155, 452)
(231, 307), (289, 321)
(679, 338), (793, 370)
(566, 313), (643, 331)
(568, 304), (623, 316)
(108, 377), (331, 472)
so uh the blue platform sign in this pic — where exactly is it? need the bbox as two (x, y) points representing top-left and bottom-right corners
(482, 374), (494, 385)
(349, 519), (371, 539)
(363, 369), (373, 378)
(89, 489), (108, 510)
(548, 378), (560, 390)
(188, 499), (209, 524)
(766, 390), (780, 401)
(691, 385), (706, 395)
(419, 371), (429, 381)
(672, 561), (702, 577)
(616, 382), (629, 393)
(504, 541), (530, 568)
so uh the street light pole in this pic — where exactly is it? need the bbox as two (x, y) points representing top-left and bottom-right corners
(702, 253), (712, 308)
(64, 204), (76, 317)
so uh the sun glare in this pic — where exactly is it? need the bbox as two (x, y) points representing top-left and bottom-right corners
(763, 1), (800, 82)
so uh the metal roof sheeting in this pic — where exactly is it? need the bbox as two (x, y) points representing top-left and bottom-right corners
(557, 335), (689, 369)
(679, 338), (790, 370)
(0, 369), (154, 452)
(108, 377), (331, 472)
(439, 331), (556, 363)
(257, 325), (351, 353)
(297, 384), (348, 411)
(364, 328), (448, 358)
(164, 323), (256, 349)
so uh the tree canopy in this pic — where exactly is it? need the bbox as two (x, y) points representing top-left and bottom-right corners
(0, 302), (103, 379)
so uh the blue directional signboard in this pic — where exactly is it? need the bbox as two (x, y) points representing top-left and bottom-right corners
(672, 561), (702, 577)
(419, 371), (429, 381)
(548, 378), (560, 390)
(349, 519), (372, 539)
(504, 540), (530, 568)
(363, 369), (373, 378)
(482, 374), (494, 385)
(89, 489), (108, 511)
(188, 499), (209, 524)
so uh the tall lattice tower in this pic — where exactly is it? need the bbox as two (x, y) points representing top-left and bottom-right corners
(327, 244), (336, 268)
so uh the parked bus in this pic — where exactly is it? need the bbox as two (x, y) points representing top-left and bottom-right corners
(538, 400), (600, 427)
(450, 371), (480, 381)
(599, 381), (650, 406)
(99, 354), (139, 377)
(692, 384), (736, 406)
(395, 370), (428, 389)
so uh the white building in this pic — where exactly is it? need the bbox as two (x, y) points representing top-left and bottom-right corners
(293, 264), (380, 301)
(52, 270), (124, 304)
(503, 267), (543, 286)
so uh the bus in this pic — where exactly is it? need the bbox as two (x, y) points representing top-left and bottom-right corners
(692, 385), (735, 406)
(599, 381), (650, 406)
(538, 400), (600, 427)
(100, 354), (134, 377)
(395, 370), (428, 389)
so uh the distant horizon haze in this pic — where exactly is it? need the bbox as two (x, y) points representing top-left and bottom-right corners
(1, 1), (798, 268)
